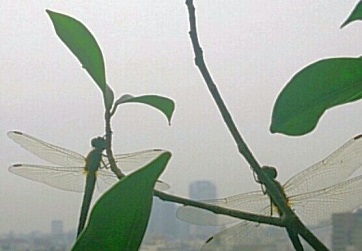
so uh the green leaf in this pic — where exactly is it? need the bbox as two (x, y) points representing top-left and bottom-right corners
(72, 152), (172, 251)
(341, 1), (362, 28)
(270, 57), (362, 136)
(115, 94), (175, 125)
(46, 10), (106, 92)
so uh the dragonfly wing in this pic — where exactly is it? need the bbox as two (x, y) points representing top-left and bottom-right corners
(289, 175), (362, 227)
(95, 169), (170, 192)
(94, 169), (119, 192)
(201, 222), (254, 250)
(201, 218), (288, 250)
(284, 134), (362, 197)
(9, 164), (86, 192)
(154, 180), (170, 191)
(177, 205), (236, 226)
(177, 191), (271, 226)
(105, 149), (167, 172)
(101, 149), (170, 190)
(8, 131), (86, 167)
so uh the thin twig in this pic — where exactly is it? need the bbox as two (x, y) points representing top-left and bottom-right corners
(103, 107), (283, 226)
(104, 109), (125, 179)
(154, 190), (282, 227)
(185, 0), (285, 212)
(184, 1), (328, 250)
(103, 98), (288, 228)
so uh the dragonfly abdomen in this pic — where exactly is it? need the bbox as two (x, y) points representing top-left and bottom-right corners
(77, 173), (97, 236)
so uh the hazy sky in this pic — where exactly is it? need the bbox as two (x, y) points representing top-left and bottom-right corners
(1, 1), (361, 235)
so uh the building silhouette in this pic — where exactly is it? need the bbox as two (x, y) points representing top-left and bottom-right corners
(189, 180), (219, 239)
(147, 198), (178, 238)
(51, 220), (64, 236)
(189, 180), (217, 200)
(332, 209), (362, 251)
(142, 198), (192, 250)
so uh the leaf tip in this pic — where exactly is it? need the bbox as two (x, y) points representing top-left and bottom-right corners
(340, 22), (347, 29)
(340, 1), (362, 29)
(45, 9), (56, 17)
(354, 134), (362, 140)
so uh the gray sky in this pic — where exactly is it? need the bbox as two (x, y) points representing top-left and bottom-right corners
(1, 1), (361, 234)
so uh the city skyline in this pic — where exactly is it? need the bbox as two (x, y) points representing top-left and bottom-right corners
(3, 178), (362, 249)
(3, 207), (362, 250)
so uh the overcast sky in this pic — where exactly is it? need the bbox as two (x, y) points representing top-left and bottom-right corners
(1, 1), (361, 235)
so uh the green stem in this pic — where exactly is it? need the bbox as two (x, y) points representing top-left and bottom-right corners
(184, 1), (328, 250)
(154, 190), (283, 227)
(103, 105), (284, 227)
(104, 109), (124, 179)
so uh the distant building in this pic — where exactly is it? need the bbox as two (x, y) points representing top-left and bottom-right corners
(51, 220), (64, 236)
(0, 227), (74, 251)
(147, 198), (178, 238)
(189, 180), (219, 239)
(189, 180), (217, 201)
(332, 209), (362, 251)
(142, 180), (220, 249)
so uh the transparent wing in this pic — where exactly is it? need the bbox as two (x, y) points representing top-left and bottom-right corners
(185, 176), (362, 249)
(197, 136), (362, 250)
(95, 169), (170, 192)
(177, 191), (272, 226)
(289, 175), (362, 227)
(102, 149), (170, 190)
(284, 134), (362, 197)
(97, 169), (170, 192)
(201, 221), (289, 251)
(8, 131), (85, 167)
(95, 169), (119, 192)
(9, 164), (86, 192)
(105, 149), (167, 172)
(8, 133), (170, 192)
(154, 180), (171, 191)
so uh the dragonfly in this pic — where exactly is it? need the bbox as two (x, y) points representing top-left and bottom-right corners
(177, 134), (362, 250)
(8, 131), (170, 236)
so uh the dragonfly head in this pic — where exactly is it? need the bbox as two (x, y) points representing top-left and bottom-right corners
(262, 166), (278, 180)
(91, 136), (108, 150)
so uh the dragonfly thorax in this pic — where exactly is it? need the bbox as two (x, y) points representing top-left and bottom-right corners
(262, 166), (278, 180)
(91, 136), (107, 150)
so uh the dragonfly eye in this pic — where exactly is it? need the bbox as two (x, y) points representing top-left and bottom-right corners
(262, 166), (278, 179)
(91, 137), (108, 149)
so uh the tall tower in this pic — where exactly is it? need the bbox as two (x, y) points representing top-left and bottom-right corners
(50, 220), (63, 235)
(189, 180), (219, 239)
(148, 198), (178, 238)
(331, 213), (352, 251)
(332, 209), (362, 251)
(144, 198), (190, 245)
(189, 180), (217, 201)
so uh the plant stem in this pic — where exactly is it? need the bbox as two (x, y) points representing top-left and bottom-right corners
(104, 109), (125, 179)
(184, 1), (328, 250)
(103, 101), (286, 227)
(104, 108), (283, 226)
(154, 190), (282, 227)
